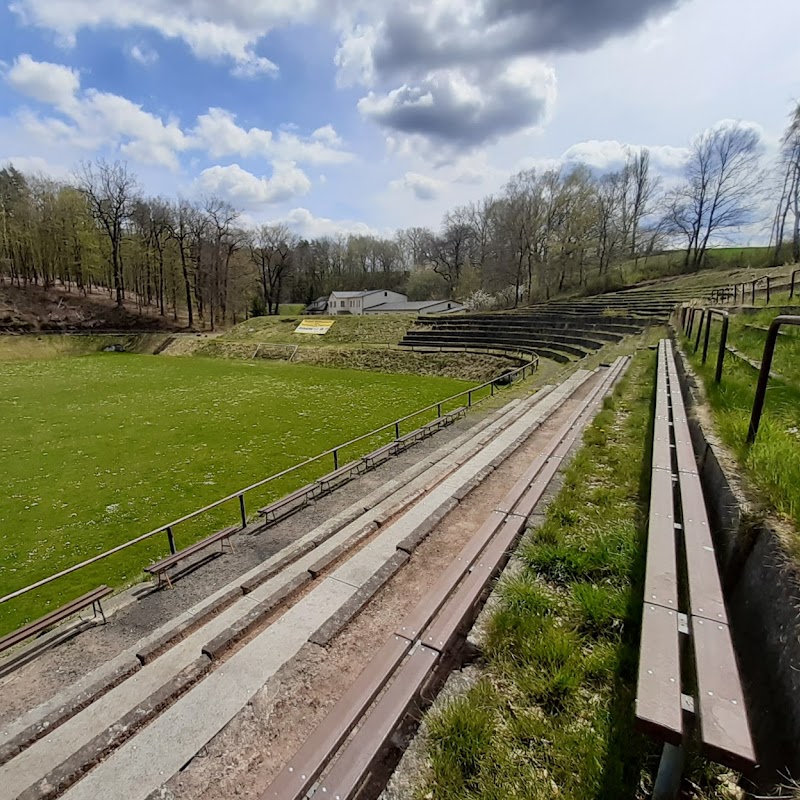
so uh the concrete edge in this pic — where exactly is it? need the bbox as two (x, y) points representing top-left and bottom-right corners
(17, 656), (211, 800)
(307, 523), (379, 578)
(240, 542), (317, 594)
(396, 498), (460, 555)
(201, 573), (312, 661)
(0, 657), (141, 767)
(309, 552), (411, 648)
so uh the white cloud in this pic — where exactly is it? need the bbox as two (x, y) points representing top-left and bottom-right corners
(358, 58), (556, 159)
(129, 44), (159, 66)
(390, 171), (443, 200)
(6, 53), (79, 106)
(191, 108), (354, 165)
(9, 0), (314, 77)
(277, 207), (379, 238)
(194, 162), (311, 207)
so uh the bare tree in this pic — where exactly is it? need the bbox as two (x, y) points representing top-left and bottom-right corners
(165, 198), (197, 328)
(666, 124), (762, 269)
(622, 148), (660, 256)
(771, 103), (800, 264)
(248, 223), (295, 315)
(75, 159), (140, 307)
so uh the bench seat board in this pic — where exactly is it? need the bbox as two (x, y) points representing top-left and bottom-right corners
(319, 461), (364, 486)
(395, 511), (508, 640)
(258, 483), (319, 515)
(260, 635), (411, 800)
(678, 475), (728, 624)
(316, 644), (440, 800)
(635, 603), (683, 744)
(0, 586), (112, 653)
(146, 527), (236, 574)
(421, 516), (525, 653)
(692, 617), (756, 769)
(644, 467), (679, 610)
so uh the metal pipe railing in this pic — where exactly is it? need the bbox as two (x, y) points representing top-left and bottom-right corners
(700, 309), (730, 384)
(746, 315), (800, 443)
(0, 353), (538, 607)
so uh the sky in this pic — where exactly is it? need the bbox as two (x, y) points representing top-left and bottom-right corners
(0, 0), (799, 239)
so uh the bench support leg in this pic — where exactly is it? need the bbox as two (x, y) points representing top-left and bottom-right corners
(652, 743), (685, 800)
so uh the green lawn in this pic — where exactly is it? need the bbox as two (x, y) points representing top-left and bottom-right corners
(0, 353), (471, 635)
(683, 311), (800, 557)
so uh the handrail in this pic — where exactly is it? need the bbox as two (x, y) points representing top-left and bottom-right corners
(693, 308), (707, 353)
(791, 268), (800, 300)
(0, 354), (538, 607)
(700, 309), (730, 384)
(746, 315), (800, 443)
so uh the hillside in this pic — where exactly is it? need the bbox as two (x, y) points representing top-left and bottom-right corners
(0, 281), (183, 332)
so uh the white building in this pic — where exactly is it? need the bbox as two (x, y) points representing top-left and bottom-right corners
(327, 290), (409, 315)
(326, 290), (466, 316)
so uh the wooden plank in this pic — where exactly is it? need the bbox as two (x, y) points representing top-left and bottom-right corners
(664, 343), (698, 475)
(259, 635), (411, 800)
(422, 517), (524, 653)
(511, 456), (561, 520)
(692, 617), (756, 770)
(316, 644), (439, 800)
(643, 467), (679, 611)
(652, 343), (672, 472)
(494, 451), (550, 514)
(395, 511), (507, 640)
(0, 586), (112, 653)
(635, 603), (683, 745)
(678, 475), (728, 624)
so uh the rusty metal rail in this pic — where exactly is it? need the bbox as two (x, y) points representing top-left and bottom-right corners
(0, 358), (539, 609)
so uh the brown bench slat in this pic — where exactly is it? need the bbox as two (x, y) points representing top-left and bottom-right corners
(260, 635), (411, 800)
(643, 467), (679, 610)
(316, 644), (439, 800)
(395, 510), (508, 640)
(665, 346), (699, 476)
(635, 603), (683, 744)
(363, 442), (397, 466)
(652, 350), (672, 471)
(678, 475), (728, 624)
(0, 586), (112, 654)
(318, 460), (365, 487)
(258, 483), (319, 516)
(692, 616), (756, 769)
(421, 516), (525, 652)
(495, 451), (550, 514)
(146, 526), (237, 575)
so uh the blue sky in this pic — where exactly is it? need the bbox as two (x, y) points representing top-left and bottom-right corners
(1, 0), (799, 238)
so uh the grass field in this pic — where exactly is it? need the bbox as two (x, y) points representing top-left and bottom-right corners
(684, 307), (800, 558)
(418, 349), (737, 799)
(220, 313), (420, 347)
(0, 353), (472, 636)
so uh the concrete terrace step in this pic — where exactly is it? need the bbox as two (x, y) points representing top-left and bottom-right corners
(1, 373), (590, 800)
(50, 370), (594, 800)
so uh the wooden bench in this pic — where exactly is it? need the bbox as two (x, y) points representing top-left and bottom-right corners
(636, 340), (754, 795)
(0, 586), (113, 657)
(362, 441), (398, 469)
(258, 482), (321, 524)
(145, 525), (238, 589)
(317, 460), (367, 494)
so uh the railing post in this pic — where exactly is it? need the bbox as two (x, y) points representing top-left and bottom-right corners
(694, 309), (706, 352)
(734, 284), (738, 303)
(767, 276), (771, 304)
(166, 526), (176, 554)
(716, 314), (729, 384)
(395, 421), (400, 439)
(791, 269), (798, 299)
(702, 311), (713, 363)
(747, 315), (800, 443)
(468, 390), (472, 407)
(239, 494), (247, 529)
(437, 403), (442, 418)
(752, 280), (756, 305)
(491, 382), (495, 397)
(333, 449), (339, 471)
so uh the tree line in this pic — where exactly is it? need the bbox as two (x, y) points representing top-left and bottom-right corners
(1, 111), (796, 327)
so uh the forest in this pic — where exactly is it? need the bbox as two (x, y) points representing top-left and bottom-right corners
(1, 107), (799, 329)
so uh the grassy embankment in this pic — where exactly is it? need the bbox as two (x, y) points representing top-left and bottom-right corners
(418, 348), (739, 800)
(683, 300), (800, 559)
(0, 353), (472, 636)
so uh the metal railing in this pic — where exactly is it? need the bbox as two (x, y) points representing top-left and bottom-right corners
(0, 355), (538, 608)
(700, 309), (730, 384)
(790, 268), (800, 300)
(746, 315), (800, 443)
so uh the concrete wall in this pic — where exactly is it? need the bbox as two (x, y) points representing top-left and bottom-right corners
(672, 333), (800, 787)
